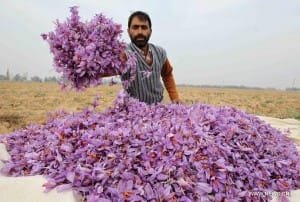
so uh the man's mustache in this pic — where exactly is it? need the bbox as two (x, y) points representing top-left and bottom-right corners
(134, 34), (147, 40)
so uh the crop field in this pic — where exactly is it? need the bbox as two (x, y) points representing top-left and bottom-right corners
(0, 81), (299, 134)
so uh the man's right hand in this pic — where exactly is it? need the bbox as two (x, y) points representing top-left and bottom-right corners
(100, 51), (127, 77)
(120, 51), (127, 63)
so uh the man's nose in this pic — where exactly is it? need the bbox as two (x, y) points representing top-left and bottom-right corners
(137, 27), (143, 34)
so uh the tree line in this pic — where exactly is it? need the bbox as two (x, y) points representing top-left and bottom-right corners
(0, 70), (59, 83)
(1, 70), (299, 91)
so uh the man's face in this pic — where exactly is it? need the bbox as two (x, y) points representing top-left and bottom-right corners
(128, 16), (152, 48)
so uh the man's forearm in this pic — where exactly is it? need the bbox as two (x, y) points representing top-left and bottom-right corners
(100, 72), (118, 77)
(163, 73), (179, 101)
(161, 59), (179, 101)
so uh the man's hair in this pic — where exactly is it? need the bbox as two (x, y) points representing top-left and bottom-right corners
(128, 11), (152, 28)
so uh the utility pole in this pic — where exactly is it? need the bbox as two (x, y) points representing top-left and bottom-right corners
(6, 69), (10, 80)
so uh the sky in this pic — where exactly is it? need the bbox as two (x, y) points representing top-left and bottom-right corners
(0, 0), (300, 89)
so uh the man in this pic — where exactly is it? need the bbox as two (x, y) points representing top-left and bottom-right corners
(108, 11), (180, 104)
(124, 11), (180, 105)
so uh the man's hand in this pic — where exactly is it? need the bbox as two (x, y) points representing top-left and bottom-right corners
(120, 51), (127, 63)
(171, 99), (183, 104)
(100, 51), (127, 78)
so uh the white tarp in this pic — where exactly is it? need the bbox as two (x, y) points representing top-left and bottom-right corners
(0, 116), (299, 202)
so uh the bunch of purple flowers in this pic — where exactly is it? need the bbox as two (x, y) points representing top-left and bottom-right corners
(1, 91), (299, 201)
(41, 6), (136, 90)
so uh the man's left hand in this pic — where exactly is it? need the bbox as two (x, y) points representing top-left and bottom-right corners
(171, 99), (182, 104)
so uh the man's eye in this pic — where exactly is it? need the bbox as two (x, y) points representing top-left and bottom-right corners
(141, 26), (148, 30)
(132, 26), (139, 29)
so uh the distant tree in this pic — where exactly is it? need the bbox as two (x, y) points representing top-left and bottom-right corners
(44, 76), (59, 83)
(0, 75), (7, 80)
(12, 73), (27, 82)
(286, 87), (300, 91)
(12, 74), (21, 81)
(31, 76), (43, 82)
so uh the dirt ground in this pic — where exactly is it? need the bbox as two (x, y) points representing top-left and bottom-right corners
(0, 81), (299, 134)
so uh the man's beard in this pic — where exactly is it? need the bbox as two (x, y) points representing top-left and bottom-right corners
(130, 34), (150, 48)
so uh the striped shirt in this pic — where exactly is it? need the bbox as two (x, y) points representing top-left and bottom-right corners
(122, 43), (167, 104)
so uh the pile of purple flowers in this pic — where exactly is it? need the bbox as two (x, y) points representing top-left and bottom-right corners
(1, 91), (299, 201)
(41, 6), (136, 90)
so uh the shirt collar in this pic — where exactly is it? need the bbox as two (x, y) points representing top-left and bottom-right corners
(131, 43), (152, 58)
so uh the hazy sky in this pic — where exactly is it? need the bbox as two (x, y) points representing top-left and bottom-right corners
(0, 0), (299, 89)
